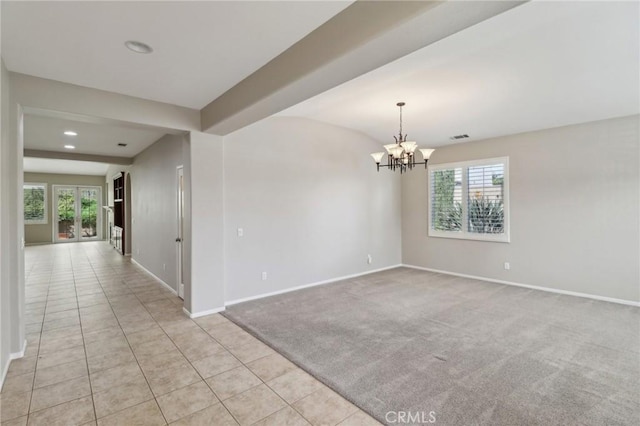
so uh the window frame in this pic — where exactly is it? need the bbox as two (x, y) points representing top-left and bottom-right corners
(24, 182), (48, 225)
(428, 157), (510, 243)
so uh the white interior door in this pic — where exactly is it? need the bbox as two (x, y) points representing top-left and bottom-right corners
(54, 186), (102, 243)
(176, 166), (185, 299)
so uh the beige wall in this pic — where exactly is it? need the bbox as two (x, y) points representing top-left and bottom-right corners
(1, 57), (12, 385)
(104, 132), (224, 316)
(126, 134), (184, 291)
(2, 58), (27, 376)
(402, 115), (640, 303)
(184, 131), (224, 315)
(223, 117), (402, 302)
(23, 172), (107, 245)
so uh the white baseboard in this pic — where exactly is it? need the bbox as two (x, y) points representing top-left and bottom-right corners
(0, 357), (9, 392)
(183, 306), (226, 319)
(131, 259), (177, 295)
(1, 340), (27, 391)
(226, 264), (403, 306)
(11, 340), (27, 360)
(402, 264), (640, 307)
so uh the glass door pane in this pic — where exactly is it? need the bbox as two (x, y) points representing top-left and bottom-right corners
(56, 187), (78, 242)
(80, 187), (100, 240)
(54, 186), (102, 243)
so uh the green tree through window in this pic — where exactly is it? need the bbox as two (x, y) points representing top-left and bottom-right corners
(81, 190), (98, 236)
(57, 191), (75, 221)
(431, 169), (462, 231)
(24, 184), (47, 224)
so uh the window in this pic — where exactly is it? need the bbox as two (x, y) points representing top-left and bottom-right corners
(24, 183), (48, 224)
(429, 157), (509, 242)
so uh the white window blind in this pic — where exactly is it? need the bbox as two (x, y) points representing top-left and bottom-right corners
(429, 158), (509, 242)
(24, 183), (48, 224)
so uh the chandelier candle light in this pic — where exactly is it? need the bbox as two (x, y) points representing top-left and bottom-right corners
(371, 102), (435, 173)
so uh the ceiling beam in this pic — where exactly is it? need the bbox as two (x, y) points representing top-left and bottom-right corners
(12, 73), (201, 132)
(201, 0), (527, 135)
(24, 149), (133, 165)
(24, 107), (186, 135)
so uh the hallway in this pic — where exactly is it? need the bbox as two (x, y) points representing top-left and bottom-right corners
(1, 242), (376, 425)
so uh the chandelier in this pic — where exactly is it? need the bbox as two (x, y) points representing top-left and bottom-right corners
(370, 102), (434, 173)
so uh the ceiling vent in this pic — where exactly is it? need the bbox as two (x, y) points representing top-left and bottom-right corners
(117, 143), (128, 147)
(450, 134), (469, 140)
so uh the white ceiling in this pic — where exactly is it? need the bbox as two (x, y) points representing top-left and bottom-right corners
(279, 1), (640, 148)
(7, 0), (638, 162)
(24, 158), (111, 176)
(24, 114), (167, 157)
(2, 1), (352, 109)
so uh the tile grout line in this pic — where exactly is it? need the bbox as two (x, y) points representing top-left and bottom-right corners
(22, 248), (208, 424)
(19, 243), (363, 426)
(132, 280), (331, 425)
(73, 253), (99, 425)
(123, 275), (227, 424)
(23, 252), (86, 418)
(24, 254), (54, 425)
(160, 308), (321, 425)
(22, 246), (136, 422)
(120, 263), (281, 425)
(157, 309), (271, 424)
(88, 250), (170, 425)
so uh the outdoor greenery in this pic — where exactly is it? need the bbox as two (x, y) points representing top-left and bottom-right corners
(57, 191), (75, 221)
(80, 196), (98, 230)
(432, 170), (504, 234)
(468, 196), (504, 234)
(432, 170), (462, 231)
(58, 191), (98, 229)
(24, 185), (45, 222)
(491, 174), (504, 186)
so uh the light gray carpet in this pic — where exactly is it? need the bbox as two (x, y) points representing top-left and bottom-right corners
(224, 267), (640, 425)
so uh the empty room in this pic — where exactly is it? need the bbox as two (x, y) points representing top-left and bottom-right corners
(0, 1), (638, 426)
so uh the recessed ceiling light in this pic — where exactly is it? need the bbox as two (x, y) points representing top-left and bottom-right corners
(64, 131), (78, 136)
(64, 145), (75, 150)
(125, 40), (153, 54)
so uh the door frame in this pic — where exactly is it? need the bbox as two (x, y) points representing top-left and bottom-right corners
(124, 173), (132, 255)
(176, 166), (185, 299)
(52, 185), (103, 243)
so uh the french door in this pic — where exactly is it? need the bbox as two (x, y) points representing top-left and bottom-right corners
(53, 186), (102, 243)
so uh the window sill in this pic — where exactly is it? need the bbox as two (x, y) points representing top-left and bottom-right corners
(428, 231), (510, 243)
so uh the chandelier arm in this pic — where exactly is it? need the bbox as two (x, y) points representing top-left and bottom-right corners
(372, 102), (434, 173)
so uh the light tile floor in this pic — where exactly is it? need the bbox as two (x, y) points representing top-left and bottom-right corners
(1, 242), (380, 426)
